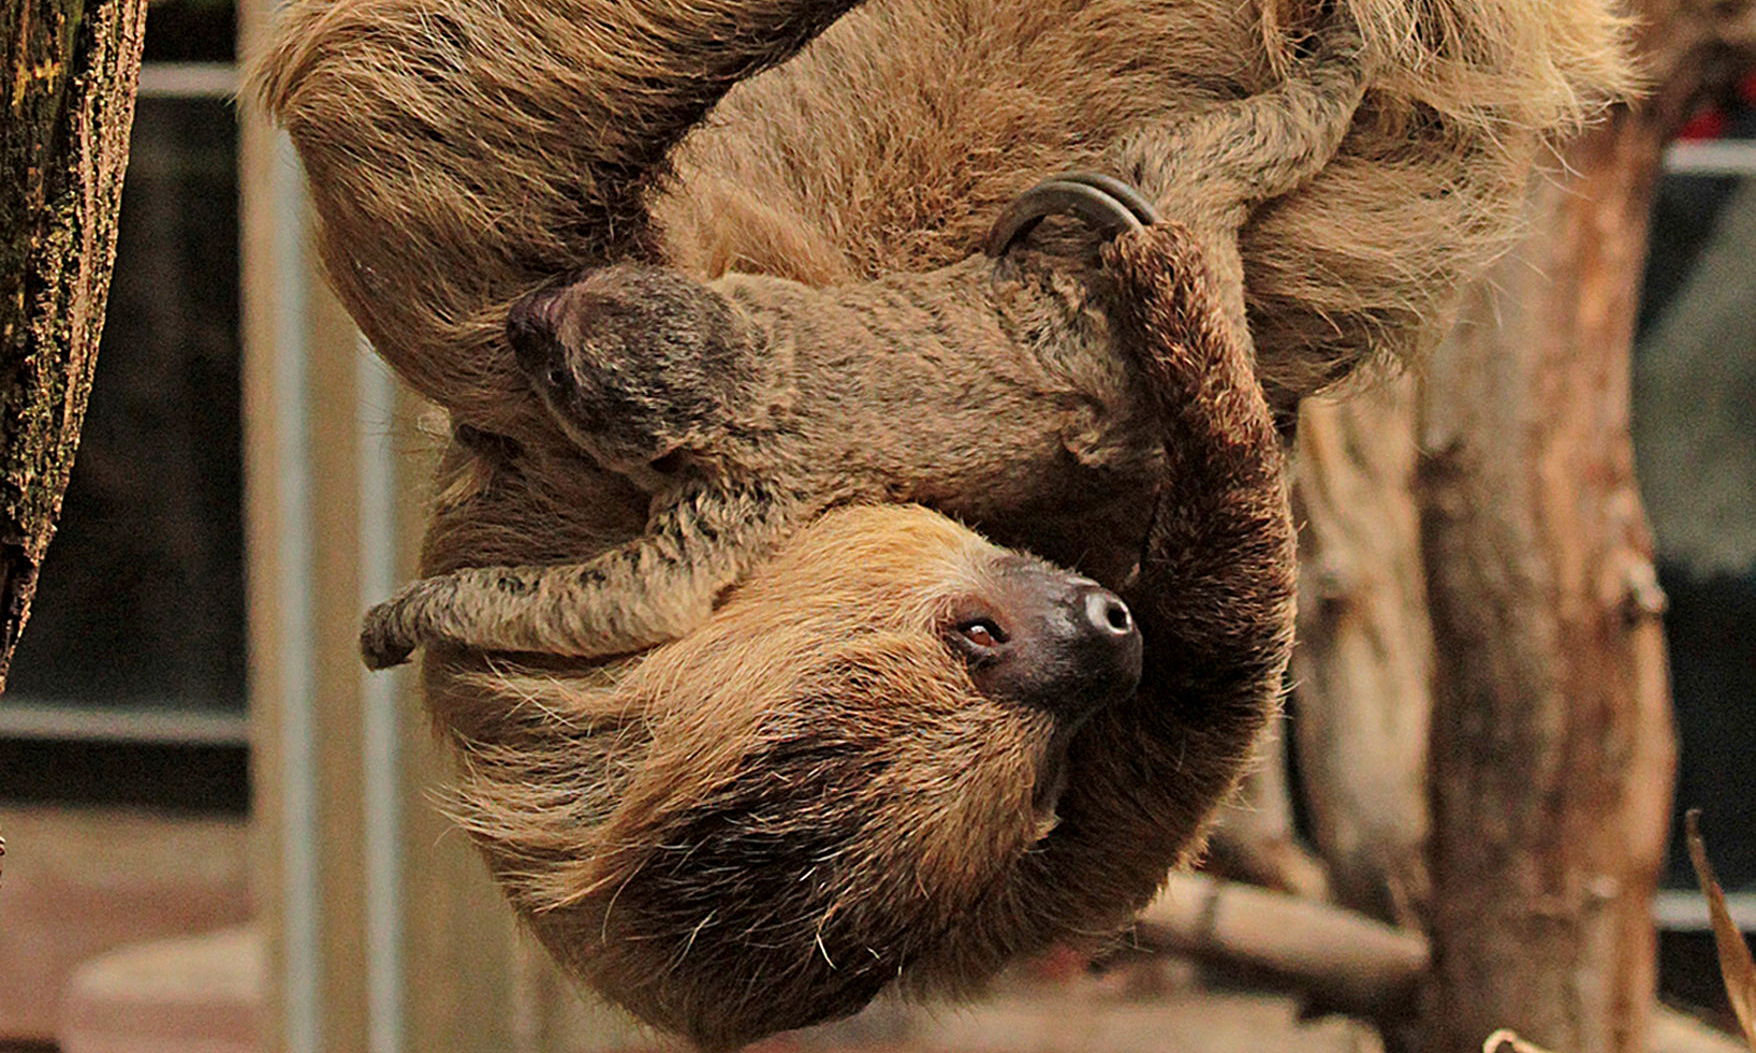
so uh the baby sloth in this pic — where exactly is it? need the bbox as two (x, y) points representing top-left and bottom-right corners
(360, 21), (1368, 669)
(363, 180), (1163, 667)
(453, 503), (1143, 1050)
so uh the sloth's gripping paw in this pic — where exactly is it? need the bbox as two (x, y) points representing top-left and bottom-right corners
(1102, 223), (1237, 390)
(985, 171), (1160, 258)
(1100, 220), (1277, 459)
(360, 601), (419, 670)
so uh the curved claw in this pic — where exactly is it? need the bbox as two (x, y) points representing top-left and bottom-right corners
(984, 172), (1160, 258)
(1054, 172), (1159, 227)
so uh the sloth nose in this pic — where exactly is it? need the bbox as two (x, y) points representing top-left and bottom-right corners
(1067, 582), (1142, 702)
(1082, 586), (1134, 638)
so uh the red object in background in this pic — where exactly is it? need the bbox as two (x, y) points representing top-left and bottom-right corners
(1676, 72), (1756, 141)
(1678, 107), (1729, 141)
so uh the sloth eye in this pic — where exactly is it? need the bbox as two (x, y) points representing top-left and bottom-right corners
(957, 619), (1007, 649)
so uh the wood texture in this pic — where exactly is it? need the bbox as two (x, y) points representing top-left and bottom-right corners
(0, 0), (147, 688)
(1417, 105), (1677, 1053)
(1290, 381), (1434, 928)
(1415, 4), (1756, 1050)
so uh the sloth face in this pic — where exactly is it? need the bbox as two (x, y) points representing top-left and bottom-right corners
(566, 506), (1144, 1045)
(507, 265), (759, 478)
(940, 553), (1141, 732)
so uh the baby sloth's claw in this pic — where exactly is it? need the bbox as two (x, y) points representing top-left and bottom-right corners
(360, 607), (416, 670)
(984, 171), (1161, 257)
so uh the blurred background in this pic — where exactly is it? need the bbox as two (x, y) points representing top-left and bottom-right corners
(0, 1), (1752, 1051)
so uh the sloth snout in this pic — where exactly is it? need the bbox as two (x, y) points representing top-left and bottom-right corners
(1067, 582), (1142, 696)
(1081, 586), (1134, 638)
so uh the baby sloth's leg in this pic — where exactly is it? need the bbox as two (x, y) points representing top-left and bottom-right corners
(360, 483), (797, 669)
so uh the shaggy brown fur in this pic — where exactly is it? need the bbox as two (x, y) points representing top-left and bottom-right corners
(449, 504), (1140, 1048)
(255, 0), (1633, 437)
(425, 219), (1297, 1049)
(357, 26), (1365, 670)
(251, 0), (1633, 1045)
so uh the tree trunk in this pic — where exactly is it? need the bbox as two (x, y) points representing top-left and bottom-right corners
(1418, 125), (1675, 1053)
(0, 0), (147, 690)
(1415, 3), (1756, 1049)
(1291, 380), (1435, 929)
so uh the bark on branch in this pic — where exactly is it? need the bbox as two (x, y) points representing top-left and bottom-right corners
(0, 0), (147, 688)
(1130, 876), (1748, 1053)
(1413, 2), (1756, 1044)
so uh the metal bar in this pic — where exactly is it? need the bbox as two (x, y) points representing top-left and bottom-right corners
(273, 128), (323, 1053)
(138, 62), (239, 99)
(0, 703), (249, 745)
(1653, 889), (1756, 932)
(1663, 139), (1756, 177)
(358, 341), (405, 1053)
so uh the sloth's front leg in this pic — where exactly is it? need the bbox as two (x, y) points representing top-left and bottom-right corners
(1115, 13), (1368, 229)
(1106, 218), (1296, 735)
(360, 482), (798, 668)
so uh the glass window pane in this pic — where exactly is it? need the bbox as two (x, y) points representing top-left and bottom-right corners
(1637, 107), (1756, 890)
(142, 0), (235, 64)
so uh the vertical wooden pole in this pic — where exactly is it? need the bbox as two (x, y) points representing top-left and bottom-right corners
(1414, 3), (1756, 1047)
(1291, 380), (1434, 929)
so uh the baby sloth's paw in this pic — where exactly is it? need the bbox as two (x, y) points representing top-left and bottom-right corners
(360, 600), (418, 670)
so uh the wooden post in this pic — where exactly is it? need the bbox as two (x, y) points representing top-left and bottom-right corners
(0, 0), (147, 688)
(1415, 5), (1755, 1050)
(1418, 116), (1676, 1053)
(1291, 380), (1435, 929)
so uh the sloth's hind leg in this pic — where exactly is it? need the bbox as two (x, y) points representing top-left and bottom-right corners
(1109, 16), (1368, 352)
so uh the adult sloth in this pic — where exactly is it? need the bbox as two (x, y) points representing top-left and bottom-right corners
(253, 0), (1631, 1047)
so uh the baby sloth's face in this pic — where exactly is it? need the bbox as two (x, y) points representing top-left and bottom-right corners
(506, 265), (759, 482)
(572, 505), (1142, 1047)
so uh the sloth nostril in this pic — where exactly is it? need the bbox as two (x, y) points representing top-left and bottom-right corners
(545, 366), (568, 390)
(1082, 588), (1134, 637)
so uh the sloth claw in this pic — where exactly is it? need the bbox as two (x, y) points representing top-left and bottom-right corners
(984, 171), (1160, 258)
(360, 611), (415, 670)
